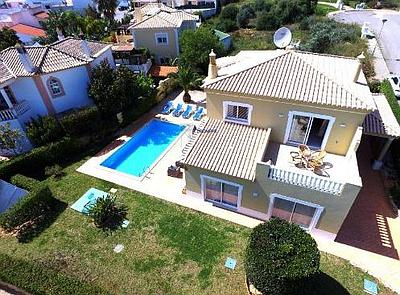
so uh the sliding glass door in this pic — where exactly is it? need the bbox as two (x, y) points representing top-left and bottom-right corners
(269, 194), (322, 230)
(203, 177), (241, 208)
(287, 112), (333, 149)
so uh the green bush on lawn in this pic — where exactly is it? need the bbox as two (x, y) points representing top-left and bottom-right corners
(60, 107), (104, 137)
(381, 79), (400, 124)
(0, 183), (52, 231)
(245, 218), (320, 295)
(10, 174), (40, 191)
(0, 137), (80, 180)
(0, 253), (109, 295)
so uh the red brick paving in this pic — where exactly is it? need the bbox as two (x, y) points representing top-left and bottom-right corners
(335, 136), (399, 259)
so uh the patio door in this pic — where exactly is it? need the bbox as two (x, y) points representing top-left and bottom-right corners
(201, 176), (242, 209)
(286, 112), (334, 149)
(268, 194), (323, 230)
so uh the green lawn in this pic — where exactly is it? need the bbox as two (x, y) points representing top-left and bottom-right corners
(315, 3), (337, 16)
(0, 157), (397, 294)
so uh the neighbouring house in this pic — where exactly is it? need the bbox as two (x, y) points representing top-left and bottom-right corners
(129, 3), (199, 64)
(0, 37), (115, 154)
(9, 23), (46, 44)
(132, 0), (215, 8)
(111, 43), (152, 74)
(179, 50), (400, 235)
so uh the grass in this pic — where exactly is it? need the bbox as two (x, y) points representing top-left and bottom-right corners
(0, 156), (397, 294)
(315, 3), (337, 16)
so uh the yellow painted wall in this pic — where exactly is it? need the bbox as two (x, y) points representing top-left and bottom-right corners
(205, 91), (368, 156)
(133, 28), (178, 62)
(184, 166), (361, 234)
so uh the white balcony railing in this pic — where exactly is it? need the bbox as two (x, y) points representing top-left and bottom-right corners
(0, 101), (31, 122)
(267, 166), (345, 196)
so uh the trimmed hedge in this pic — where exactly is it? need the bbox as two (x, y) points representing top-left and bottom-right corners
(0, 253), (109, 295)
(0, 137), (80, 180)
(10, 174), (40, 191)
(0, 184), (52, 231)
(381, 79), (400, 124)
(25, 115), (65, 147)
(60, 107), (103, 137)
(245, 219), (320, 295)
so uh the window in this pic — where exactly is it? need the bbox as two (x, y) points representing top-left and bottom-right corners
(268, 194), (323, 230)
(4, 87), (16, 105)
(223, 101), (252, 125)
(201, 176), (242, 208)
(46, 77), (65, 98)
(155, 33), (168, 45)
(284, 111), (335, 150)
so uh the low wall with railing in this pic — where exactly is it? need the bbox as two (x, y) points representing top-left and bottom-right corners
(0, 101), (31, 123)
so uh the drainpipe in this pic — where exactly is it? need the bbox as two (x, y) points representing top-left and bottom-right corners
(372, 137), (394, 170)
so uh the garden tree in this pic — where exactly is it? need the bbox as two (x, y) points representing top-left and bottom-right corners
(87, 194), (128, 231)
(245, 219), (320, 295)
(0, 27), (20, 51)
(220, 4), (239, 21)
(0, 123), (23, 155)
(95, 0), (117, 21)
(256, 11), (281, 30)
(179, 27), (225, 74)
(215, 18), (238, 32)
(84, 4), (101, 19)
(237, 5), (256, 28)
(169, 65), (202, 103)
(134, 73), (155, 98)
(112, 65), (137, 110)
(38, 10), (108, 43)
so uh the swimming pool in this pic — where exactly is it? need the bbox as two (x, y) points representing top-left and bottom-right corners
(101, 120), (186, 177)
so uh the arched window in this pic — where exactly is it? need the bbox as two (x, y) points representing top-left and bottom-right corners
(47, 77), (65, 98)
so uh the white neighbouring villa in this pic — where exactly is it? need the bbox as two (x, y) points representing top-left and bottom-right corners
(0, 37), (115, 154)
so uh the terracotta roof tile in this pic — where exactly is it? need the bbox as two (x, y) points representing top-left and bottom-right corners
(149, 65), (177, 77)
(10, 24), (46, 37)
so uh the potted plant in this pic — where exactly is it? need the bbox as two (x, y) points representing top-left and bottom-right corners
(244, 219), (320, 295)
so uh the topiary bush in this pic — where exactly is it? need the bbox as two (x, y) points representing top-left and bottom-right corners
(245, 218), (320, 295)
(10, 174), (40, 191)
(87, 195), (128, 231)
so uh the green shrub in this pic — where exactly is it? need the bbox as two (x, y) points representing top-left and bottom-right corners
(216, 18), (238, 32)
(237, 5), (255, 28)
(256, 12), (281, 30)
(0, 253), (110, 295)
(87, 195), (128, 231)
(245, 219), (320, 295)
(299, 15), (316, 30)
(0, 137), (80, 180)
(45, 164), (65, 180)
(26, 115), (65, 146)
(220, 4), (239, 21)
(10, 174), (40, 191)
(368, 79), (381, 93)
(0, 184), (53, 231)
(253, 0), (272, 12)
(60, 107), (102, 137)
(381, 79), (400, 124)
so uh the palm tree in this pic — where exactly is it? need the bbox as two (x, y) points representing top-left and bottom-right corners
(95, 0), (117, 21)
(169, 66), (203, 103)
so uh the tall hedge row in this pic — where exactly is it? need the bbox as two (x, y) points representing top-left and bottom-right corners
(0, 184), (52, 231)
(0, 137), (80, 180)
(0, 253), (109, 295)
(381, 79), (400, 124)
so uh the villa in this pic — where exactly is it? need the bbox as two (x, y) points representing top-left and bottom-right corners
(129, 3), (199, 64)
(178, 50), (400, 235)
(0, 37), (115, 153)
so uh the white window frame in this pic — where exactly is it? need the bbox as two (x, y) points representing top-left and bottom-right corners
(222, 101), (253, 126)
(283, 110), (335, 150)
(200, 175), (243, 210)
(155, 32), (168, 46)
(267, 193), (324, 231)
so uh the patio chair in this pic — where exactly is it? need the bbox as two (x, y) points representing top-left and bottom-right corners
(172, 103), (184, 117)
(193, 107), (204, 121)
(162, 101), (174, 115)
(182, 105), (193, 119)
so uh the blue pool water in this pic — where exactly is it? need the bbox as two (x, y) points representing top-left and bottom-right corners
(101, 120), (185, 177)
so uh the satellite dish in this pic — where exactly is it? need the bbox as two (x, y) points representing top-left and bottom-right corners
(273, 27), (292, 49)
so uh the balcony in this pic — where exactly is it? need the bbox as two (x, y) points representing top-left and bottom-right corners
(256, 142), (362, 196)
(0, 100), (31, 122)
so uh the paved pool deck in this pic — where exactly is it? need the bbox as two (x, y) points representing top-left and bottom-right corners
(77, 90), (400, 294)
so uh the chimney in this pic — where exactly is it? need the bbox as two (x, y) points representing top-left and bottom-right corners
(353, 51), (365, 83)
(16, 45), (36, 73)
(56, 27), (64, 41)
(81, 40), (92, 58)
(207, 49), (218, 79)
(134, 7), (143, 23)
